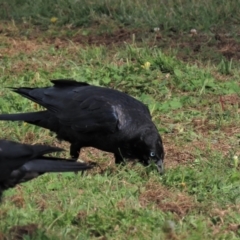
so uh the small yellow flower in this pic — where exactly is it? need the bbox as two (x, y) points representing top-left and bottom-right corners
(180, 182), (186, 188)
(50, 17), (58, 23)
(141, 62), (151, 70)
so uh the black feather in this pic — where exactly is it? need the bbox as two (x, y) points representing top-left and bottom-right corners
(0, 139), (94, 197)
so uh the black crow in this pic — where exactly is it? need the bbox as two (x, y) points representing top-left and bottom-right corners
(0, 139), (93, 196)
(0, 79), (164, 173)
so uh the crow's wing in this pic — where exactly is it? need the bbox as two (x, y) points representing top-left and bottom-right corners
(0, 111), (60, 133)
(57, 96), (120, 133)
(11, 82), (121, 133)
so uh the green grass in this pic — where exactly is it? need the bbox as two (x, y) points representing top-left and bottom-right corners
(1, 1), (240, 239)
(1, 0), (240, 33)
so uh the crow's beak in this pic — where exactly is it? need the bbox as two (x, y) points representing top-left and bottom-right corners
(156, 159), (164, 174)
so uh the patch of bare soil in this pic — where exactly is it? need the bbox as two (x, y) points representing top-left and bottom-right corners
(9, 224), (38, 240)
(163, 120), (240, 168)
(158, 32), (240, 62)
(72, 210), (88, 225)
(163, 140), (195, 168)
(0, 26), (137, 57)
(66, 29), (240, 62)
(0, 232), (6, 240)
(217, 35), (240, 60)
(50, 29), (240, 62)
(69, 28), (139, 46)
(3, 187), (26, 208)
(2, 21), (240, 61)
(209, 204), (240, 237)
(221, 94), (240, 109)
(139, 181), (197, 217)
(35, 198), (48, 212)
(78, 147), (117, 174)
(0, 36), (48, 57)
(9, 193), (25, 208)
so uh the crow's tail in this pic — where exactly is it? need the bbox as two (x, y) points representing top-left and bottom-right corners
(0, 111), (47, 122)
(0, 111), (59, 132)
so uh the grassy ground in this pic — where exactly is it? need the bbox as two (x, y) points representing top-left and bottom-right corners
(1, 1), (240, 239)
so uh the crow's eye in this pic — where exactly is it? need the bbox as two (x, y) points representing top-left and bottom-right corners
(150, 151), (155, 157)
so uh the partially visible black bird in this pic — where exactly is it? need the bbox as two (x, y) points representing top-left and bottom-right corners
(0, 79), (164, 173)
(0, 139), (93, 196)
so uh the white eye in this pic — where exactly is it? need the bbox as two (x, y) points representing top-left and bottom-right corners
(150, 152), (155, 157)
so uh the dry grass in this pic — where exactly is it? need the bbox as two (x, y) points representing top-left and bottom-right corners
(139, 180), (196, 217)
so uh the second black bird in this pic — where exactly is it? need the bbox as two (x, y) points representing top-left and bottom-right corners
(0, 139), (93, 197)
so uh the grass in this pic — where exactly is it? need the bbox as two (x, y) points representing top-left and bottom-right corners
(1, 0), (240, 239)
(1, 0), (240, 33)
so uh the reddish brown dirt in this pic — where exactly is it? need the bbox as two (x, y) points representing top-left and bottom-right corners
(163, 121), (240, 168)
(162, 32), (240, 61)
(9, 193), (25, 208)
(55, 30), (240, 62)
(1, 22), (240, 63)
(70, 28), (140, 46)
(0, 232), (6, 240)
(49, 29), (240, 62)
(139, 180), (197, 218)
(9, 224), (38, 240)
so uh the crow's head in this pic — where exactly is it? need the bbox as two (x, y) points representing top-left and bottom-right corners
(134, 125), (164, 174)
